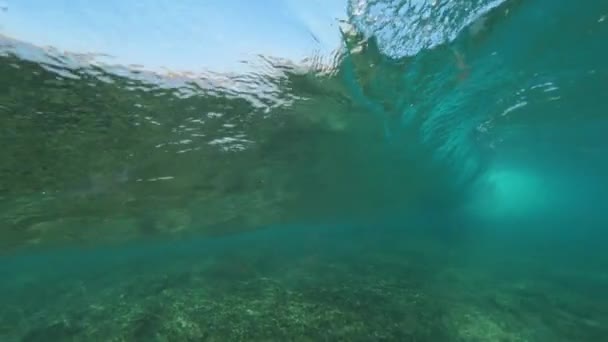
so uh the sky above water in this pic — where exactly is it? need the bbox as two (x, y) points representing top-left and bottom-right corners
(0, 0), (347, 72)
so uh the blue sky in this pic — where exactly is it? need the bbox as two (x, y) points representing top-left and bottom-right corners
(0, 0), (348, 72)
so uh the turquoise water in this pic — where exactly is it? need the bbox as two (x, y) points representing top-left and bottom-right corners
(1, 0), (608, 340)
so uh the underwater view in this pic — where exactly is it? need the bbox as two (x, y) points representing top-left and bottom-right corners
(1, 0), (608, 340)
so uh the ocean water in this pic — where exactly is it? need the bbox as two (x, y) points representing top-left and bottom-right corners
(1, 0), (608, 340)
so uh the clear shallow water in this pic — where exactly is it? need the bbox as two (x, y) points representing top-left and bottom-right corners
(1, 0), (608, 340)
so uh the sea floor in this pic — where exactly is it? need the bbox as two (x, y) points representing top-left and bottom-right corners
(1, 224), (606, 341)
